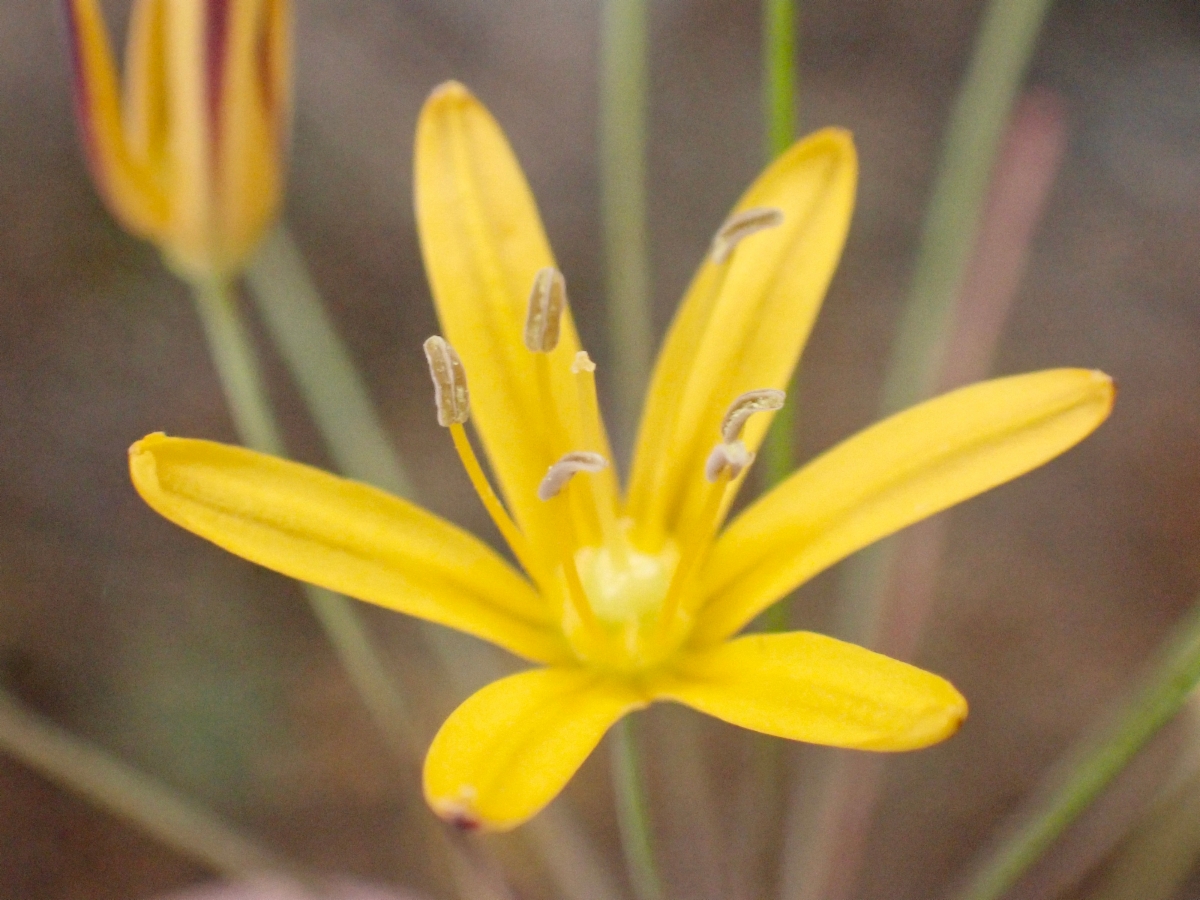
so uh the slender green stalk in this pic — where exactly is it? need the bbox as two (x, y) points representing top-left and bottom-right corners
(0, 686), (304, 880)
(191, 278), (286, 454)
(763, 0), (798, 161)
(952, 598), (1200, 900)
(759, 0), (798, 502)
(600, 8), (662, 894)
(1081, 737), (1200, 900)
(785, 4), (1056, 898)
(837, 0), (1054, 645)
(245, 229), (412, 499)
(758, 0), (798, 632)
(600, 0), (652, 449)
(188, 277), (419, 763)
(611, 717), (663, 900)
(879, 0), (1054, 417)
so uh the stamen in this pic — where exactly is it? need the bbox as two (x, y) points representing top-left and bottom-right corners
(659, 387), (786, 636)
(720, 388), (786, 443)
(572, 351), (627, 567)
(538, 451), (609, 502)
(524, 267), (567, 353)
(571, 350), (596, 374)
(423, 336), (541, 579)
(560, 542), (603, 636)
(705, 441), (755, 482)
(423, 336), (469, 425)
(658, 469), (732, 639)
(450, 425), (538, 578)
(538, 449), (607, 639)
(710, 206), (785, 264)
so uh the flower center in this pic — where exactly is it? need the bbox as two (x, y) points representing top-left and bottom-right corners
(562, 535), (681, 670)
(423, 255), (786, 674)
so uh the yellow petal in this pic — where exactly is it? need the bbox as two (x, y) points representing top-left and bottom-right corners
(695, 369), (1114, 643)
(627, 129), (857, 546)
(414, 82), (588, 554)
(424, 667), (645, 831)
(65, 0), (169, 237)
(129, 434), (570, 664)
(650, 632), (966, 751)
(159, 0), (214, 273)
(212, 0), (290, 274)
(122, 0), (168, 172)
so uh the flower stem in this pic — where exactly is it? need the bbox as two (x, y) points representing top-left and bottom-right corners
(758, 0), (798, 633)
(0, 685), (305, 881)
(187, 277), (419, 764)
(783, 0), (1056, 895)
(763, 0), (798, 162)
(190, 278), (285, 455)
(879, 0), (1055, 418)
(951, 597), (1200, 900)
(600, 0), (652, 451)
(611, 716), (664, 900)
(599, 12), (665, 886)
(244, 228), (413, 499)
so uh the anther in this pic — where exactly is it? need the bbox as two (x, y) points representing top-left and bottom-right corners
(423, 336), (470, 426)
(705, 441), (754, 482)
(711, 206), (785, 264)
(524, 267), (567, 352)
(720, 388), (786, 443)
(571, 350), (596, 374)
(538, 451), (608, 501)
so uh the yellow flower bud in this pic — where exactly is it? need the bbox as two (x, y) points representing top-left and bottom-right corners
(65, 0), (291, 279)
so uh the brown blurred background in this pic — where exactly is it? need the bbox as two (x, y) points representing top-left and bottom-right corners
(2, 0), (1200, 898)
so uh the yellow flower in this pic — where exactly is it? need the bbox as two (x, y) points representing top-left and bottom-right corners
(65, 0), (291, 279)
(128, 83), (1114, 832)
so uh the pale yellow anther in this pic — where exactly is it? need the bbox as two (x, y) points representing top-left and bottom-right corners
(705, 441), (755, 482)
(710, 206), (785, 263)
(720, 388), (786, 443)
(423, 336), (470, 426)
(524, 267), (567, 353)
(538, 451), (609, 501)
(571, 351), (596, 374)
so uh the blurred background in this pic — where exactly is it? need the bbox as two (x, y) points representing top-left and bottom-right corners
(1, 0), (1200, 898)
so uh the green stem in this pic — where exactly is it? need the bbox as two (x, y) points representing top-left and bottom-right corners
(188, 277), (419, 764)
(0, 686), (305, 881)
(611, 716), (663, 900)
(600, 0), (652, 450)
(759, 0), (798, 633)
(838, 0), (1054, 645)
(787, 3), (1055, 898)
(245, 229), (413, 499)
(879, 0), (1054, 417)
(191, 278), (285, 455)
(953, 598), (1200, 900)
(763, 0), (798, 161)
(600, 8), (661, 893)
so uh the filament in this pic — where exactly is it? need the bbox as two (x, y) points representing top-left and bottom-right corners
(449, 424), (540, 580)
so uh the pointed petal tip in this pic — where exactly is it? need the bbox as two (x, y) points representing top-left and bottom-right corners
(128, 433), (169, 497)
(129, 431), (168, 456)
(900, 686), (969, 751)
(792, 126), (857, 163)
(1065, 367), (1116, 421)
(427, 795), (490, 833)
(425, 80), (476, 108)
(427, 795), (512, 833)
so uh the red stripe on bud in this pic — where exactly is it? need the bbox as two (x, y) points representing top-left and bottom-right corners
(205, 0), (234, 181)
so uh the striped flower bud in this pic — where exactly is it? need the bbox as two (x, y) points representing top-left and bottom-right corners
(65, 0), (292, 279)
